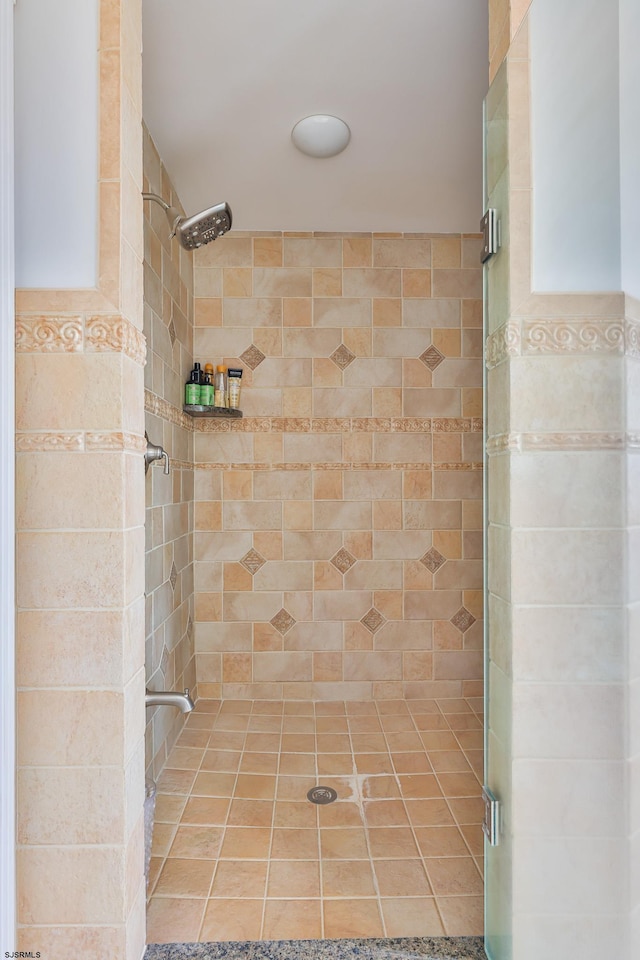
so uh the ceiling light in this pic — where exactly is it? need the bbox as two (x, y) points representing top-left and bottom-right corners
(291, 115), (351, 159)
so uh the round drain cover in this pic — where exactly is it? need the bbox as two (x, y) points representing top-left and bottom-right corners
(307, 785), (338, 805)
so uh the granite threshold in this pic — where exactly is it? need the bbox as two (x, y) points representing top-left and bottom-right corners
(144, 936), (487, 960)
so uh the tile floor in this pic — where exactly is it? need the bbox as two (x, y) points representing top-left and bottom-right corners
(147, 698), (484, 944)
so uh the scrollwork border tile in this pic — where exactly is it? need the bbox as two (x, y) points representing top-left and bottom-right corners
(15, 432), (84, 452)
(485, 321), (521, 368)
(86, 316), (147, 366)
(15, 317), (83, 352)
(522, 320), (624, 355)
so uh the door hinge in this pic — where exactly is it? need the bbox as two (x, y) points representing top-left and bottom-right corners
(480, 208), (500, 263)
(482, 785), (500, 846)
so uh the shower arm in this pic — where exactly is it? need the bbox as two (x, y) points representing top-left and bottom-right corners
(142, 192), (183, 238)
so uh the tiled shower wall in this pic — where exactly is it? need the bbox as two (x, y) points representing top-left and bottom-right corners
(190, 233), (484, 700)
(14, 1), (147, 955)
(143, 127), (197, 779)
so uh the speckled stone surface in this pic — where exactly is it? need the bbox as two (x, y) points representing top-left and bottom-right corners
(144, 937), (486, 960)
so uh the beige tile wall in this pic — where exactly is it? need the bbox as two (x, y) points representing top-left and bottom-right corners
(14, 2), (146, 958)
(143, 127), (197, 779)
(189, 232), (484, 701)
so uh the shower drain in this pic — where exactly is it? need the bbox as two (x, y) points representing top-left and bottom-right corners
(307, 785), (338, 805)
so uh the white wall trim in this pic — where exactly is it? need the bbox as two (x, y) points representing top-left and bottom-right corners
(0, 0), (16, 950)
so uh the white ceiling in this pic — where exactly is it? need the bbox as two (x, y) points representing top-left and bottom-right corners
(142, 1), (488, 234)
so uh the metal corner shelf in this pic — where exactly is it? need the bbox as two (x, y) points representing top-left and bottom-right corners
(183, 405), (243, 419)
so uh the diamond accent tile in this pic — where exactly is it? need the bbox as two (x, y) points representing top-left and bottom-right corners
(169, 561), (178, 590)
(451, 607), (476, 633)
(241, 548), (267, 575)
(270, 608), (296, 636)
(331, 548), (357, 574)
(419, 345), (445, 370)
(361, 607), (385, 634)
(420, 547), (446, 574)
(168, 319), (177, 347)
(240, 344), (266, 370)
(330, 344), (356, 370)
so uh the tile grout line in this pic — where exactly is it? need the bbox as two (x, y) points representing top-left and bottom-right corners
(346, 700), (387, 938)
(381, 699), (447, 937)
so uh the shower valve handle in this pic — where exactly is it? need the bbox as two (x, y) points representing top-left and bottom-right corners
(144, 432), (170, 475)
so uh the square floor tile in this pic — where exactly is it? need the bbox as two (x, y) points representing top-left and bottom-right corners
(438, 895), (484, 935)
(323, 898), (383, 938)
(263, 899), (322, 939)
(200, 898), (263, 941)
(210, 860), (268, 899)
(219, 827), (272, 859)
(380, 897), (444, 936)
(154, 858), (215, 898)
(425, 857), (483, 896)
(322, 859), (377, 898)
(168, 825), (224, 860)
(147, 897), (206, 944)
(374, 858), (432, 897)
(267, 860), (320, 898)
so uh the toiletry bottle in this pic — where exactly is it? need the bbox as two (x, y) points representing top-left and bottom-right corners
(200, 363), (214, 406)
(185, 363), (201, 405)
(214, 365), (228, 408)
(227, 368), (243, 410)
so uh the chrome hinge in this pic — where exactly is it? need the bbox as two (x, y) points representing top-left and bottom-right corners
(482, 785), (500, 846)
(480, 208), (500, 263)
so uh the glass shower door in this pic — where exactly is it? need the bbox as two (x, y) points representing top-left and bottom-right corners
(482, 56), (513, 960)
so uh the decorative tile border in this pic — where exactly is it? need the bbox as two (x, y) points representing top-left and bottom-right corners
(195, 461), (483, 472)
(15, 432), (84, 452)
(85, 432), (147, 452)
(485, 318), (639, 368)
(85, 316), (147, 365)
(485, 321), (521, 368)
(626, 319), (640, 358)
(15, 317), (83, 353)
(16, 315), (147, 366)
(523, 320), (625, 355)
(145, 390), (484, 437)
(487, 431), (635, 454)
(145, 390), (193, 430)
(16, 431), (146, 453)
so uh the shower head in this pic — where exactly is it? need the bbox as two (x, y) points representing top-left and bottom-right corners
(174, 202), (232, 250)
(142, 193), (232, 250)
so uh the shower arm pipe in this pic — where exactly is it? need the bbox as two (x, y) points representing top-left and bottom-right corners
(142, 192), (182, 237)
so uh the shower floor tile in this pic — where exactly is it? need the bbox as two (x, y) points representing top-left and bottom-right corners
(147, 697), (484, 945)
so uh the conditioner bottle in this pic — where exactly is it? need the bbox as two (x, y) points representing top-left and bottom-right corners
(227, 368), (243, 410)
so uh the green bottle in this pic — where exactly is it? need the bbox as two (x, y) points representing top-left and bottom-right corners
(185, 363), (201, 406)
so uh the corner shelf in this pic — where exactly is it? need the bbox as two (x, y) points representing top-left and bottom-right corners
(183, 405), (243, 419)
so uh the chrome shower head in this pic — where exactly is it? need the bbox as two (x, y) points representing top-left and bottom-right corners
(142, 194), (232, 250)
(174, 202), (232, 250)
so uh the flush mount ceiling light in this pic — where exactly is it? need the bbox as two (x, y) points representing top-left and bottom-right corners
(291, 115), (351, 158)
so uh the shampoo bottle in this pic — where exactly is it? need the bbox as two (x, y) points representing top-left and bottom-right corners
(185, 363), (201, 405)
(214, 365), (228, 408)
(200, 363), (214, 406)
